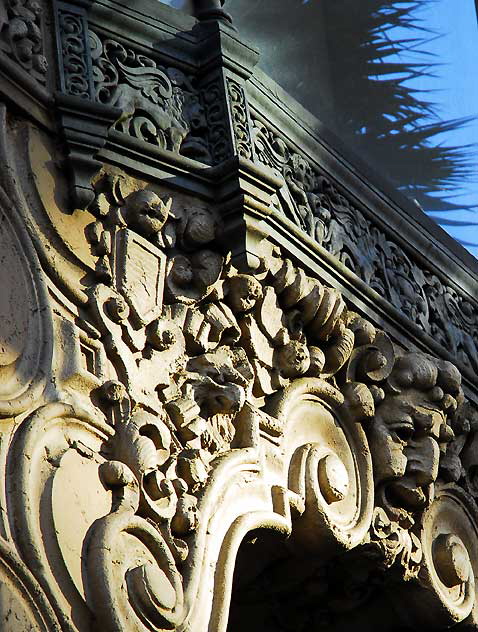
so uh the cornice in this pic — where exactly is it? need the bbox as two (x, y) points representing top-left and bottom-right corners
(248, 67), (478, 280)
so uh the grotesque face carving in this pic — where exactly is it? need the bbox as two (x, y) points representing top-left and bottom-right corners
(368, 353), (462, 522)
(371, 396), (445, 508)
(226, 274), (263, 313)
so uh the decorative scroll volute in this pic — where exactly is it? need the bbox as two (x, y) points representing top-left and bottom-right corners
(392, 484), (478, 629)
(0, 184), (52, 415)
(86, 462), (185, 632)
(7, 403), (114, 630)
(0, 539), (61, 631)
(266, 378), (374, 553)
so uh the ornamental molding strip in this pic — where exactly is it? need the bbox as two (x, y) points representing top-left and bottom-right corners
(249, 112), (478, 384)
(0, 1), (474, 631)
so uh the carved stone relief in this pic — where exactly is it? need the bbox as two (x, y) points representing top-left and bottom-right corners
(0, 0), (47, 83)
(53, 13), (216, 210)
(55, 3), (92, 98)
(0, 143), (475, 630)
(4, 168), (469, 630)
(252, 115), (478, 378)
(0, 2), (475, 629)
(226, 77), (253, 161)
(90, 31), (210, 162)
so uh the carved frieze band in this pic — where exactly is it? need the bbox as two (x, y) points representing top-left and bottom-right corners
(54, 15), (255, 167)
(90, 30), (211, 162)
(251, 114), (478, 379)
(202, 74), (233, 163)
(226, 76), (253, 161)
(54, 1), (94, 98)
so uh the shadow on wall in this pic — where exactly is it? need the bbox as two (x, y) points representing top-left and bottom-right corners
(227, 527), (440, 632)
(228, 0), (478, 256)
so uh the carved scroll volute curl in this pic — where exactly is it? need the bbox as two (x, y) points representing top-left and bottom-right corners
(265, 378), (374, 554)
(86, 461), (185, 632)
(7, 403), (114, 630)
(396, 485), (478, 629)
(0, 185), (52, 416)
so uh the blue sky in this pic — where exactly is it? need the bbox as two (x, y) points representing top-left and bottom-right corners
(385, 0), (478, 256)
(159, 0), (478, 257)
(159, 0), (192, 8)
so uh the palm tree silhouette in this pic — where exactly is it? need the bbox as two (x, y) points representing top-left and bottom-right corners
(230, 0), (478, 252)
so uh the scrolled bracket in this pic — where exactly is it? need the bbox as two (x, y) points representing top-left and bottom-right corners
(266, 378), (374, 556)
(397, 484), (478, 629)
(86, 461), (185, 632)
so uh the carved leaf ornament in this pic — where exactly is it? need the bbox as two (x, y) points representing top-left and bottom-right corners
(90, 32), (210, 160)
(2, 176), (459, 631)
(0, 2), (475, 626)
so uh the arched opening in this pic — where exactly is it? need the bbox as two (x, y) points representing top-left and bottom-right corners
(226, 528), (303, 632)
(225, 528), (435, 632)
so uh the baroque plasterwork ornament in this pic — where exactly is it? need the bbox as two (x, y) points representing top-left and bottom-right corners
(0, 149), (473, 631)
(251, 115), (478, 380)
(0, 0), (47, 82)
(0, 172), (465, 631)
(0, 1), (474, 627)
(0, 88), (476, 628)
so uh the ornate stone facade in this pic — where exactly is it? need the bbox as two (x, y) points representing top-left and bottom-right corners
(0, 0), (475, 630)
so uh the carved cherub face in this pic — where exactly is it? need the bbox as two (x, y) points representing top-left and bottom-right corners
(26, 0), (42, 17)
(191, 250), (223, 289)
(183, 208), (216, 247)
(165, 250), (223, 304)
(277, 341), (310, 379)
(226, 275), (263, 313)
(123, 190), (170, 237)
